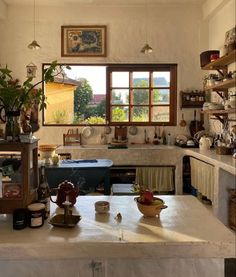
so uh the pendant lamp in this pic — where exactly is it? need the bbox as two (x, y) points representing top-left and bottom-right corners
(140, 0), (153, 54)
(28, 0), (41, 50)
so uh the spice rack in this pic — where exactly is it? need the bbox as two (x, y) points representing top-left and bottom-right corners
(0, 141), (38, 213)
(181, 90), (205, 108)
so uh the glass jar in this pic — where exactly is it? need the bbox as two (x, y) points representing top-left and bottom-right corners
(5, 111), (21, 142)
(27, 203), (45, 228)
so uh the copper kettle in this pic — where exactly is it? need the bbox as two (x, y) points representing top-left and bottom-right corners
(50, 180), (79, 207)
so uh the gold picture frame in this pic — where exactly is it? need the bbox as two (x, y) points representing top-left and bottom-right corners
(61, 25), (107, 57)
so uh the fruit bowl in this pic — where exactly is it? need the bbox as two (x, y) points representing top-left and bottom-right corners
(134, 197), (167, 217)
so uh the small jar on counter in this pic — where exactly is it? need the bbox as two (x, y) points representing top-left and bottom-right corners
(27, 203), (45, 228)
(13, 208), (28, 230)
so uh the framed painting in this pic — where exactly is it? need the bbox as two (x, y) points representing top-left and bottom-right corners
(61, 25), (107, 57)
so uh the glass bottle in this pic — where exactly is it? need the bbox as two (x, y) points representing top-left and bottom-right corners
(13, 111), (21, 142)
(37, 166), (50, 219)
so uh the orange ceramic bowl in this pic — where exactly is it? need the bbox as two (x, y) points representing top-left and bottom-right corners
(135, 197), (167, 217)
(38, 144), (58, 152)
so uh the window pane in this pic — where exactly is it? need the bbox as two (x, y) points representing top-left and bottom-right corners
(111, 106), (129, 122)
(153, 72), (170, 87)
(131, 106), (149, 122)
(44, 65), (106, 125)
(133, 89), (149, 105)
(111, 89), (129, 104)
(112, 72), (129, 87)
(152, 89), (170, 104)
(132, 72), (149, 87)
(152, 106), (170, 122)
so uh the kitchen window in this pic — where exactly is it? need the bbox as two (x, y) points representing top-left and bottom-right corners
(107, 64), (177, 125)
(42, 64), (177, 126)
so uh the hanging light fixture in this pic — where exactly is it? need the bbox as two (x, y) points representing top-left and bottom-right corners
(140, 0), (153, 54)
(28, 0), (41, 50)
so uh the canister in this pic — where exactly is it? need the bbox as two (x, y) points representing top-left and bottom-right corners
(13, 208), (28, 230)
(27, 203), (45, 228)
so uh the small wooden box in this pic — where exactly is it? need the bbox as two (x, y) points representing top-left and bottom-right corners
(200, 50), (220, 67)
(216, 146), (232, 155)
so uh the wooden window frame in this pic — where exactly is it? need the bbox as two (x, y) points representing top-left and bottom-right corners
(42, 63), (177, 126)
(107, 64), (177, 126)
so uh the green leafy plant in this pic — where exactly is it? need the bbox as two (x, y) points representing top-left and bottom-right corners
(85, 116), (105, 124)
(0, 61), (69, 120)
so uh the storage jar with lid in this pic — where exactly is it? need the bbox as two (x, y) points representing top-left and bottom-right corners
(27, 203), (45, 228)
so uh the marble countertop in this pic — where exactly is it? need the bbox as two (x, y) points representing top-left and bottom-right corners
(0, 195), (235, 260)
(184, 148), (236, 175)
(58, 144), (177, 150)
(57, 144), (236, 176)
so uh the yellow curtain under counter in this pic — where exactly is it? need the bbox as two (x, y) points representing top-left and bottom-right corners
(135, 166), (175, 192)
(190, 157), (214, 201)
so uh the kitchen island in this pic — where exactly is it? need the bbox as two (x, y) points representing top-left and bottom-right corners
(0, 195), (235, 277)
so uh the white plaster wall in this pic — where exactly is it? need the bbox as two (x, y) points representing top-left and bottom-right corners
(208, 0), (235, 50)
(0, 3), (205, 145)
(0, 0), (7, 20)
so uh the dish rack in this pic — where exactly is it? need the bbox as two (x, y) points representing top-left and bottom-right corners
(63, 129), (81, 146)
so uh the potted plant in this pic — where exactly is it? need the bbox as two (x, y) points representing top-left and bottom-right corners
(0, 61), (68, 141)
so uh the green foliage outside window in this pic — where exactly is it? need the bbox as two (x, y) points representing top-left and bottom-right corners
(74, 79), (93, 118)
(52, 109), (68, 123)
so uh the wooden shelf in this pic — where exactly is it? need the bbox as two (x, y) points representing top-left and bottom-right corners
(180, 90), (205, 108)
(201, 108), (235, 124)
(205, 77), (236, 91)
(202, 49), (236, 70)
(201, 48), (235, 125)
(201, 108), (235, 115)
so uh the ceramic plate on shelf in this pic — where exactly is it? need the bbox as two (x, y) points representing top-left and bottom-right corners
(129, 126), (138, 136)
(82, 126), (94, 138)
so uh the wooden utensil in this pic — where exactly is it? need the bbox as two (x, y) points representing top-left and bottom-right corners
(179, 113), (186, 127)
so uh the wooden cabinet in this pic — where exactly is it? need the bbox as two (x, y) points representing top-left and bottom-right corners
(0, 141), (38, 213)
(201, 49), (236, 123)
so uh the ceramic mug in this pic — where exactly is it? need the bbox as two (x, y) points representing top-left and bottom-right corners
(95, 201), (110, 213)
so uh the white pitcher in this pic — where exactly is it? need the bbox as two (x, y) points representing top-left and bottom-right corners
(199, 136), (212, 150)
